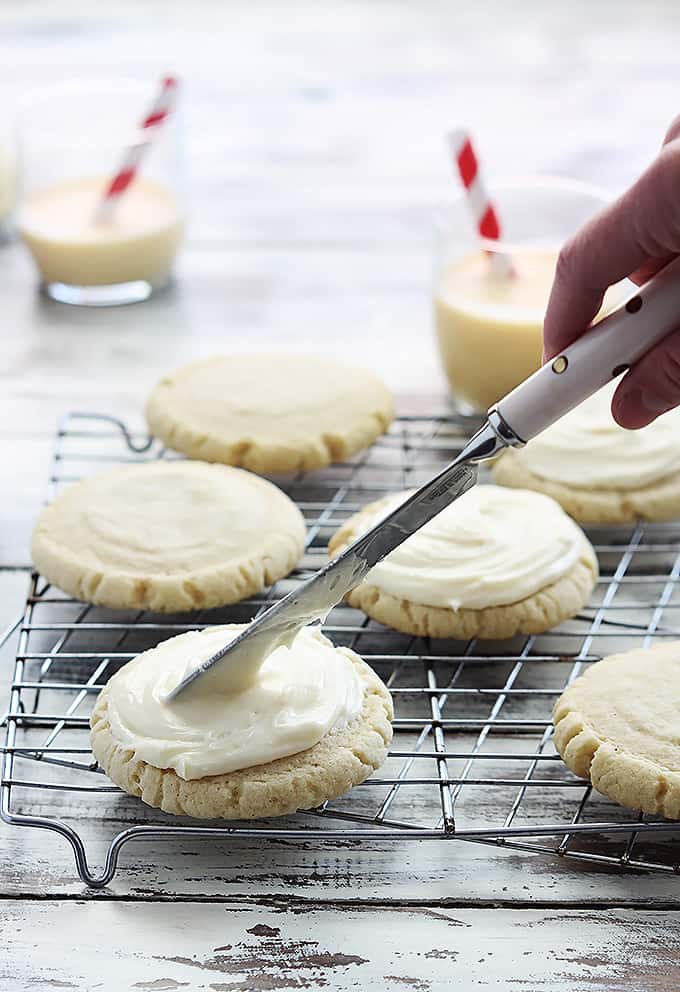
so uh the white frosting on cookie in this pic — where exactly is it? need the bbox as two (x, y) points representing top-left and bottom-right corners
(359, 485), (583, 610)
(105, 625), (364, 780)
(510, 384), (680, 490)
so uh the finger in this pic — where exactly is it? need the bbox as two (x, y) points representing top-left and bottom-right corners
(611, 326), (680, 428)
(629, 253), (676, 286)
(543, 141), (680, 360)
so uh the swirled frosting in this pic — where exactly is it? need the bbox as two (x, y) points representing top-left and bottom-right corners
(512, 384), (680, 489)
(105, 625), (364, 780)
(358, 485), (583, 610)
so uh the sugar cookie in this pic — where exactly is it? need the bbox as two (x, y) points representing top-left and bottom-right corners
(90, 625), (393, 819)
(146, 354), (394, 473)
(32, 461), (305, 611)
(554, 642), (680, 819)
(493, 386), (680, 523)
(329, 485), (597, 639)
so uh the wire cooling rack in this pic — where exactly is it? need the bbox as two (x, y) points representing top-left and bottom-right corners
(3, 411), (680, 887)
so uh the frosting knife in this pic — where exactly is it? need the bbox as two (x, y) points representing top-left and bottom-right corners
(167, 256), (680, 700)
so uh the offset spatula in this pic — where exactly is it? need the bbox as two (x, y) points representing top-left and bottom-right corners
(168, 256), (680, 700)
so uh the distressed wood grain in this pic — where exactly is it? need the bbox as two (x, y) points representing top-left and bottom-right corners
(1, 901), (679, 991)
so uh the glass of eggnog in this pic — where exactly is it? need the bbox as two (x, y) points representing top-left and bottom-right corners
(434, 178), (609, 413)
(17, 79), (185, 306)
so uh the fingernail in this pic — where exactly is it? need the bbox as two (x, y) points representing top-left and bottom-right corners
(613, 388), (669, 428)
(612, 388), (648, 428)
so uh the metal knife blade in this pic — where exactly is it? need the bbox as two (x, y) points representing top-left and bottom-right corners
(166, 419), (505, 700)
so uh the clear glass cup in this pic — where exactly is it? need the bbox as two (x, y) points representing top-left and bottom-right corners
(433, 177), (610, 413)
(16, 78), (185, 306)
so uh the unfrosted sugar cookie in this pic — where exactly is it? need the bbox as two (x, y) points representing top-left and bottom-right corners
(32, 461), (305, 611)
(554, 642), (680, 819)
(145, 354), (394, 473)
(329, 485), (597, 640)
(493, 384), (680, 523)
(90, 625), (393, 819)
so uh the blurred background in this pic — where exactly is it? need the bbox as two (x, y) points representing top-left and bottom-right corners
(2, 0), (680, 555)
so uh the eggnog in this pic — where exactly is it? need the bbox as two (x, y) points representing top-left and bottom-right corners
(18, 176), (183, 288)
(435, 247), (556, 411)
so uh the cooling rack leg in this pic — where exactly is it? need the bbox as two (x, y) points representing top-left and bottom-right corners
(0, 792), (115, 888)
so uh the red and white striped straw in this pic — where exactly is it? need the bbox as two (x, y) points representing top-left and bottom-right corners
(94, 75), (179, 224)
(448, 129), (514, 277)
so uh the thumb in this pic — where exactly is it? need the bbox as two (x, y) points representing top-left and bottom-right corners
(612, 327), (680, 428)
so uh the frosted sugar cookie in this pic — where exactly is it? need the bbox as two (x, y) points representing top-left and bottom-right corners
(329, 485), (597, 640)
(554, 642), (680, 819)
(32, 461), (305, 611)
(145, 354), (394, 473)
(493, 384), (680, 523)
(90, 625), (393, 819)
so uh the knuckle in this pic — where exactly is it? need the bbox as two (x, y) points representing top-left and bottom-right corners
(653, 144), (680, 212)
(631, 146), (680, 256)
(555, 239), (579, 285)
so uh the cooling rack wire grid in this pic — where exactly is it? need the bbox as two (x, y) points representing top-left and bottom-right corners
(2, 411), (680, 887)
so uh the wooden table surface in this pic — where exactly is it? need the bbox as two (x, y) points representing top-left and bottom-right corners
(2, 2), (680, 989)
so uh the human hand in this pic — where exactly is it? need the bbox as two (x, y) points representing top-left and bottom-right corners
(543, 116), (680, 429)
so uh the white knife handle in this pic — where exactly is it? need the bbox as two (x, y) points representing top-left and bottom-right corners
(494, 254), (680, 443)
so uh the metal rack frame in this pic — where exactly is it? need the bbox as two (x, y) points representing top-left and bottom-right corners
(2, 411), (680, 888)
